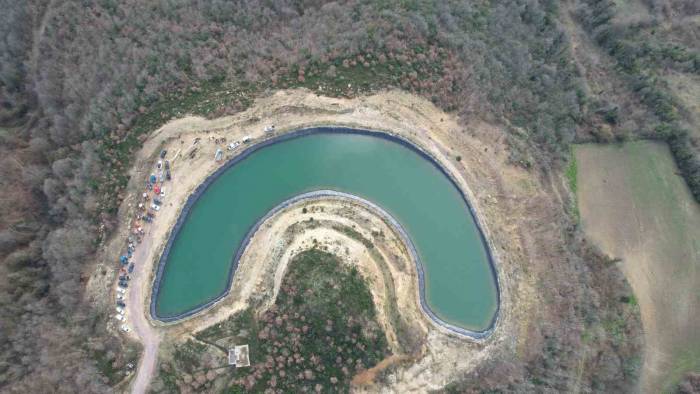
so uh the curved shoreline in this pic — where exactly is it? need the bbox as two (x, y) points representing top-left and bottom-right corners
(149, 126), (501, 339)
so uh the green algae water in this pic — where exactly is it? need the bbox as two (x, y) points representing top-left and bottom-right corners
(154, 129), (498, 331)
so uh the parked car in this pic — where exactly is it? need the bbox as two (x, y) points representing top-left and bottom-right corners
(116, 301), (126, 308)
(115, 314), (125, 322)
(156, 160), (162, 169)
(116, 294), (125, 301)
(128, 263), (135, 273)
(116, 307), (124, 314)
(121, 324), (131, 333)
(151, 204), (160, 211)
(153, 198), (162, 206)
(166, 168), (171, 181)
(164, 160), (170, 170)
(160, 149), (167, 159)
(117, 288), (126, 294)
(118, 281), (128, 289)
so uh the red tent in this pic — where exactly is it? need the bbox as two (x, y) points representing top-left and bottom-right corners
(154, 185), (161, 195)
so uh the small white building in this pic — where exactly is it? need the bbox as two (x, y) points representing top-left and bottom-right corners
(228, 344), (250, 367)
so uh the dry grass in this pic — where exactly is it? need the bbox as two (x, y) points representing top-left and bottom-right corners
(576, 141), (700, 392)
(665, 71), (700, 140)
(611, 0), (653, 25)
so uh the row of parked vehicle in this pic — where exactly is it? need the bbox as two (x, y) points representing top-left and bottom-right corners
(114, 149), (172, 333)
(115, 253), (132, 332)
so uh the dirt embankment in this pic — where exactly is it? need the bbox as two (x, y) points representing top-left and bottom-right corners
(89, 89), (569, 392)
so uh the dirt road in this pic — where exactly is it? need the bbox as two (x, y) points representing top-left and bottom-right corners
(127, 227), (160, 394)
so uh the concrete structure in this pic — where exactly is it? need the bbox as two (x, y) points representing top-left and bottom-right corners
(228, 345), (250, 367)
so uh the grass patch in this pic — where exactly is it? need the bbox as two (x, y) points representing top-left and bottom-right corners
(602, 316), (628, 344)
(173, 340), (208, 374)
(90, 340), (140, 386)
(331, 224), (374, 249)
(566, 146), (580, 221)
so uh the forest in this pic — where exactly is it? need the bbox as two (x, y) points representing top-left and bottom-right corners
(0, 0), (696, 392)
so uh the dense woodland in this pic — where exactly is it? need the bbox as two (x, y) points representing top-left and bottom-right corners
(0, 0), (696, 392)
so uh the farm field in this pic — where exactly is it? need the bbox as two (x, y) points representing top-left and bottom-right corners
(576, 141), (700, 392)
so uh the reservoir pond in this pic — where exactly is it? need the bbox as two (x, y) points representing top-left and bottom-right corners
(154, 129), (498, 331)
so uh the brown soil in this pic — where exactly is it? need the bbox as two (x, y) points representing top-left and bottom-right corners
(351, 354), (413, 386)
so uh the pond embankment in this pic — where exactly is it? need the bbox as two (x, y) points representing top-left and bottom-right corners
(150, 128), (500, 336)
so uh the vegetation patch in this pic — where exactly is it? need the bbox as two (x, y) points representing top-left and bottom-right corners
(566, 148), (579, 221)
(330, 223), (374, 249)
(91, 339), (140, 386)
(154, 249), (390, 392)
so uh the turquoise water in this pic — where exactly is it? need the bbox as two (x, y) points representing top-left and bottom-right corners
(154, 130), (498, 330)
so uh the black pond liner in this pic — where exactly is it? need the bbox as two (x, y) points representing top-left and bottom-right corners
(149, 126), (501, 339)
